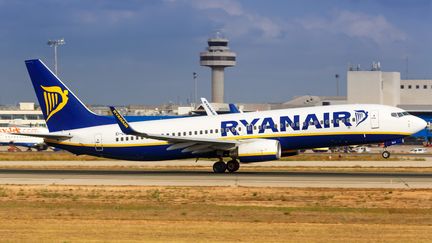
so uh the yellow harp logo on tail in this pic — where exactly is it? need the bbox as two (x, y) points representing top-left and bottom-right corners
(41, 85), (69, 122)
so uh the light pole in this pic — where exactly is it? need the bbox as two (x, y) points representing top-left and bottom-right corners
(47, 38), (65, 76)
(335, 74), (340, 96)
(193, 72), (198, 106)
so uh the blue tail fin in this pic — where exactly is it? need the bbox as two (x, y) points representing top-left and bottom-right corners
(25, 59), (112, 132)
(229, 104), (241, 113)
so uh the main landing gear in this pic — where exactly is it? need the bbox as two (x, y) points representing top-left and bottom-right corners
(213, 159), (240, 173)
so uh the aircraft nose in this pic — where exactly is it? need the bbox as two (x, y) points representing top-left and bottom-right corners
(411, 116), (427, 134)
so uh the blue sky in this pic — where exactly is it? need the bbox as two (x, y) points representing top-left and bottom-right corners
(0, 0), (430, 105)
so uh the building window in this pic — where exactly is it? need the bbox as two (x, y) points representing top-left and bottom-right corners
(400, 85), (404, 89)
(416, 85), (420, 89)
(408, 85), (412, 89)
(424, 85), (428, 89)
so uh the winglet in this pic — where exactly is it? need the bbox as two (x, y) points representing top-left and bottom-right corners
(109, 106), (138, 135)
(200, 97), (218, 116)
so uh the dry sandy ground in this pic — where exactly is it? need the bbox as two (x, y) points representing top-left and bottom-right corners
(0, 185), (431, 242)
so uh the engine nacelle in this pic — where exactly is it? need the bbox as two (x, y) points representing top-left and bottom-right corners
(232, 139), (281, 163)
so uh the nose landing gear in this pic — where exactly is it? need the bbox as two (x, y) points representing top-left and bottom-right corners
(382, 150), (391, 159)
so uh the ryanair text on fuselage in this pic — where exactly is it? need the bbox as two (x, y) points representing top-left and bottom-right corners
(221, 110), (369, 136)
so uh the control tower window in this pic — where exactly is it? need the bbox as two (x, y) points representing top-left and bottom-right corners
(208, 41), (228, 47)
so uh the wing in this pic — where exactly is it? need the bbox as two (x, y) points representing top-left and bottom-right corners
(110, 106), (238, 154)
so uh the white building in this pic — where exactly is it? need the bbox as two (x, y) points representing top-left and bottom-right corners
(400, 80), (432, 105)
(347, 66), (401, 106)
(0, 102), (45, 127)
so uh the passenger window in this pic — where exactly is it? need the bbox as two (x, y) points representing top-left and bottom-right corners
(116, 138), (119, 142)
(210, 129), (213, 133)
(215, 129), (219, 133)
(194, 131), (197, 135)
(183, 132), (186, 136)
(126, 137), (129, 141)
(131, 136), (134, 141)
(189, 131), (192, 135)
(200, 130), (203, 134)
(120, 137), (124, 141)
(205, 130), (208, 134)
(238, 127), (241, 132)
(231, 127), (235, 132)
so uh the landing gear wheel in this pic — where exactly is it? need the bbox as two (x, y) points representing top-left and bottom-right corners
(382, 151), (390, 159)
(213, 161), (227, 173)
(226, 160), (240, 173)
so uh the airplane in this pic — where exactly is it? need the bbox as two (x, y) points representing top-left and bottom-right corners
(19, 59), (427, 173)
(0, 126), (49, 150)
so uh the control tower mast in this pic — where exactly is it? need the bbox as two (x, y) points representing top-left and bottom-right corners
(200, 32), (236, 103)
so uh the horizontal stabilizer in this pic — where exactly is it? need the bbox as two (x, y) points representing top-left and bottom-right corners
(9, 132), (72, 140)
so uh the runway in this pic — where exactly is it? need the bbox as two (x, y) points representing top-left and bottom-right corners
(0, 169), (431, 188)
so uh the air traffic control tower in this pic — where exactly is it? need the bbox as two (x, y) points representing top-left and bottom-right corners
(200, 33), (236, 103)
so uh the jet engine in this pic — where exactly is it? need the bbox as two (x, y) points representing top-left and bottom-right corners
(231, 139), (281, 163)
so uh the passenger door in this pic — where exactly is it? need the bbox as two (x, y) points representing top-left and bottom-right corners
(370, 110), (379, 129)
